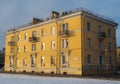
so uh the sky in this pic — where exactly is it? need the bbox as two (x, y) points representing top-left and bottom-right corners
(0, 0), (120, 50)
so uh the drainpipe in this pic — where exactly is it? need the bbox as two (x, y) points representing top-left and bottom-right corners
(81, 11), (85, 75)
(55, 18), (64, 74)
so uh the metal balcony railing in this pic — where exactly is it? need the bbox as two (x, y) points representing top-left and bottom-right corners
(59, 30), (69, 36)
(8, 41), (16, 46)
(29, 37), (39, 42)
(98, 32), (106, 39)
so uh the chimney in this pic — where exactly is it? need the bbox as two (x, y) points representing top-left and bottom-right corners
(50, 11), (59, 19)
(32, 18), (43, 24)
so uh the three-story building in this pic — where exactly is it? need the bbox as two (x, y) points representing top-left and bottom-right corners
(4, 8), (118, 75)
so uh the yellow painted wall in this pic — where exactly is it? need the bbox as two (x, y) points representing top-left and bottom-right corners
(4, 12), (117, 75)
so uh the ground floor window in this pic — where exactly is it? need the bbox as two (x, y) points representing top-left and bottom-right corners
(50, 56), (55, 67)
(9, 56), (14, 67)
(41, 56), (45, 67)
(23, 58), (27, 66)
(30, 55), (36, 67)
(87, 55), (92, 65)
(61, 54), (68, 68)
(99, 56), (104, 65)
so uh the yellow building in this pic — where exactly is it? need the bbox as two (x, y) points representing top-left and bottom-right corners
(4, 8), (118, 75)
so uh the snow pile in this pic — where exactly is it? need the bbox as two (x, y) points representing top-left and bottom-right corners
(0, 73), (119, 84)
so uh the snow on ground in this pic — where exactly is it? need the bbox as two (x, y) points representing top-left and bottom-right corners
(0, 73), (119, 84)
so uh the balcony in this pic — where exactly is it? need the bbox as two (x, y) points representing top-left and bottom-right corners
(59, 30), (69, 37)
(29, 37), (39, 43)
(8, 41), (16, 46)
(98, 32), (106, 40)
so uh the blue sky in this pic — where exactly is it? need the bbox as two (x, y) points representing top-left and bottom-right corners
(0, 0), (120, 50)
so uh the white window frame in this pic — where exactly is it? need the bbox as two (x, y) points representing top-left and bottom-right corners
(24, 33), (28, 40)
(41, 56), (45, 67)
(41, 29), (45, 37)
(17, 46), (20, 53)
(51, 41), (55, 50)
(51, 27), (55, 35)
(87, 38), (92, 48)
(32, 44), (36, 51)
(87, 22), (91, 32)
(23, 58), (27, 66)
(24, 45), (27, 52)
(41, 42), (45, 50)
(30, 55), (36, 67)
(62, 39), (68, 48)
(32, 31), (36, 37)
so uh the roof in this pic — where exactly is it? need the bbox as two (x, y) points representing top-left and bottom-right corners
(6, 8), (118, 34)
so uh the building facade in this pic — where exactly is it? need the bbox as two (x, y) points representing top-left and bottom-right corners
(117, 47), (120, 69)
(0, 48), (5, 68)
(4, 8), (118, 75)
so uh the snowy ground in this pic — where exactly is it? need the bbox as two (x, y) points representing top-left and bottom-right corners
(0, 73), (119, 84)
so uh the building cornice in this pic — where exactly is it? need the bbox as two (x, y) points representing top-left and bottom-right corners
(6, 8), (118, 35)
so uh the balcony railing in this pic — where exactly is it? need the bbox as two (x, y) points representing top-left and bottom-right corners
(98, 32), (106, 39)
(8, 41), (16, 46)
(59, 30), (69, 36)
(29, 37), (39, 42)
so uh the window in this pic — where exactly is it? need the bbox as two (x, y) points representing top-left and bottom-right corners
(41, 56), (45, 67)
(9, 56), (14, 67)
(51, 27), (55, 35)
(87, 22), (91, 32)
(11, 36), (14, 41)
(24, 45), (27, 52)
(32, 44), (36, 51)
(99, 41), (103, 49)
(17, 59), (19, 66)
(98, 25), (102, 33)
(61, 54), (68, 68)
(10, 47), (14, 53)
(62, 55), (66, 64)
(41, 42), (45, 50)
(17, 34), (20, 41)
(109, 56), (112, 65)
(24, 33), (28, 40)
(41, 29), (45, 37)
(108, 28), (112, 37)
(30, 56), (36, 67)
(108, 42), (112, 51)
(32, 31), (36, 37)
(87, 38), (92, 48)
(50, 56), (55, 66)
(62, 23), (68, 31)
(51, 41), (55, 50)
(23, 58), (27, 66)
(62, 39), (68, 48)
(17, 46), (20, 53)
(99, 56), (104, 65)
(87, 55), (92, 65)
